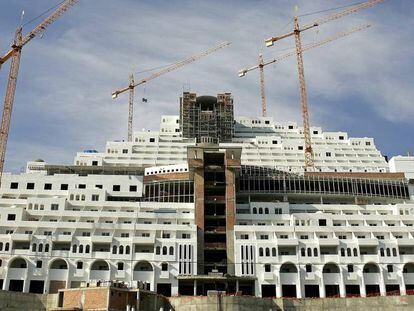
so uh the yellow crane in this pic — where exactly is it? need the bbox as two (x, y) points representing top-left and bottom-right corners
(264, 0), (384, 168)
(0, 0), (78, 177)
(112, 42), (231, 142)
(239, 24), (371, 116)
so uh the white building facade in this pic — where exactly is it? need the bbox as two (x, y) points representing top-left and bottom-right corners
(0, 93), (413, 298)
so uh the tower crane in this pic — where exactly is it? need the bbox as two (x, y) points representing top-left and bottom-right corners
(239, 24), (371, 116)
(0, 0), (78, 177)
(264, 0), (384, 168)
(112, 41), (231, 142)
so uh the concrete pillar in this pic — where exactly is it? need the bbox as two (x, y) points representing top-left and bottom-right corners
(236, 280), (239, 293)
(379, 267), (386, 296)
(339, 267), (346, 298)
(254, 280), (261, 297)
(2, 268), (9, 290)
(319, 273), (326, 298)
(296, 270), (303, 298)
(193, 280), (197, 296)
(276, 268), (282, 298)
(360, 270), (366, 297)
(400, 269), (406, 295)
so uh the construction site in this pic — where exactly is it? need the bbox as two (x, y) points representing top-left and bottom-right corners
(1, 0), (414, 310)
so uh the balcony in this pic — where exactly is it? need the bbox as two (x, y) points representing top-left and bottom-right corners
(387, 272), (398, 280)
(305, 272), (316, 280)
(347, 272), (358, 280)
(74, 269), (85, 277)
(115, 270), (126, 279)
(263, 271), (274, 280)
(160, 271), (169, 279)
(277, 239), (298, 246)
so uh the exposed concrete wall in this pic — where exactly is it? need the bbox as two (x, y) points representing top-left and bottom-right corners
(169, 295), (414, 311)
(0, 290), (58, 311)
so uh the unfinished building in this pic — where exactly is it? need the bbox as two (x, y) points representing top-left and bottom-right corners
(180, 92), (234, 143)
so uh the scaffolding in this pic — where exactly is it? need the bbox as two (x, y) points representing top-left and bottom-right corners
(180, 92), (234, 143)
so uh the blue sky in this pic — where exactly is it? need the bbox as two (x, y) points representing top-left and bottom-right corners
(0, 0), (413, 172)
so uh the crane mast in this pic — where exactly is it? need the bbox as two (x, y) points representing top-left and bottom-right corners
(112, 42), (231, 141)
(128, 74), (134, 142)
(293, 16), (314, 167)
(0, 29), (22, 175)
(258, 53), (266, 117)
(0, 0), (78, 178)
(264, 0), (384, 169)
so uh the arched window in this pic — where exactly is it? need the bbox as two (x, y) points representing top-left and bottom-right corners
(5, 242), (9, 251)
(0, 242), (3, 251)
(272, 248), (276, 257)
(386, 248), (391, 257)
(313, 248), (318, 257)
(0, 259), (2, 267)
(301, 248), (305, 256)
(75, 195), (79, 201)
(119, 245), (124, 255)
(307, 248), (312, 257)
(45, 244), (49, 252)
(70, 194), (74, 200)
(265, 248), (270, 257)
(347, 248), (351, 257)
(81, 194), (85, 201)
(79, 245), (83, 253)
(380, 248), (385, 257)
(169, 246), (174, 255)
(38, 243), (43, 252)
(85, 245), (90, 253)
(353, 248), (358, 256)
(126, 246), (130, 254)
(340, 248), (345, 257)
(259, 208), (263, 214)
(112, 245), (117, 254)
(392, 248), (397, 257)
(32, 243), (37, 252)
(163, 246), (167, 255)
(156, 246), (161, 255)
(253, 208), (257, 214)
(265, 208), (269, 214)
(259, 248), (263, 257)
(72, 244), (77, 253)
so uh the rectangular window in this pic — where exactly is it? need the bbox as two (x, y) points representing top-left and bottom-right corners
(319, 219), (327, 226)
(51, 204), (59, 211)
(95, 184), (103, 189)
(264, 264), (271, 272)
(36, 260), (42, 268)
(61, 184), (68, 190)
(78, 184), (86, 189)
(326, 152), (331, 157)
(44, 183), (52, 190)
(44, 231), (52, 236)
(121, 233), (129, 238)
(240, 234), (249, 240)
(122, 149), (128, 154)
(181, 233), (191, 239)
(347, 264), (354, 273)
(117, 262), (124, 270)
(10, 182), (18, 189)
(162, 233), (170, 239)
(306, 264), (312, 272)
(7, 214), (16, 221)
(113, 185), (120, 191)
(82, 232), (91, 237)
(149, 138), (155, 142)
(91, 194), (99, 201)
(92, 161), (98, 166)
(26, 183), (35, 190)
(77, 261), (83, 269)
(129, 185), (137, 192)
(387, 265), (393, 273)
(260, 235), (269, 240)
